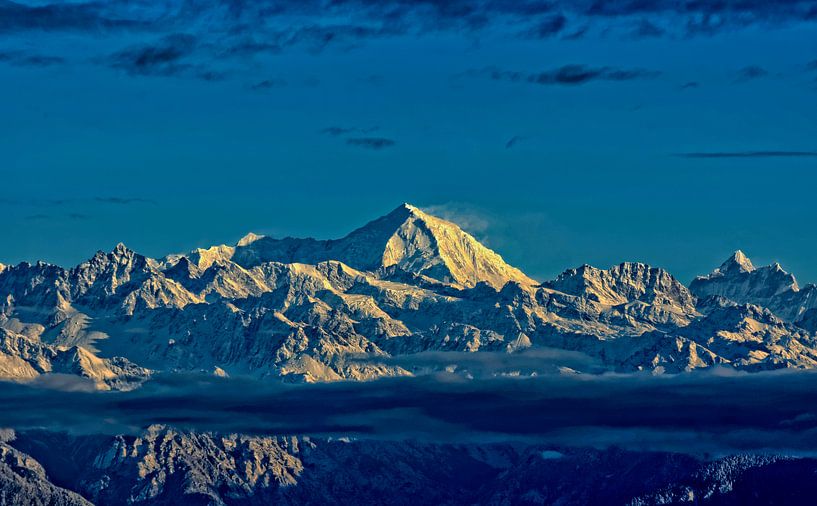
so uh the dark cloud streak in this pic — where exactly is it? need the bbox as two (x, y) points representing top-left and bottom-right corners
(249, 78), (287, 90)
(736, 65), (769, 81)
(505, 136), (525, 149)
(473, 64), (660, 86)
(676, 151), (817, 159)
(524, 13), (567, 38)
(106, 33), (222, 81)
(94, 197), (156, 205)
(2, 0), (814, 46)
(0, 50), (64, 66)
(320, 126), (379, 137)
(346, 137), (395, 149)
(0, 0), (144, 33)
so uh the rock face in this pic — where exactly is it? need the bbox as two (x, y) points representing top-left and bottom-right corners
(0, 434), (92, 506)
(1, 207), (817, 386)
(8, 428), (817, 506)
(690, 250), (817, 323)
(0, 328), (148, 390)
(231, 203), (537, 289)
(2, 208), (817, 504)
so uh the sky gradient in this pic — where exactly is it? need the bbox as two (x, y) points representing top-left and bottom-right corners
(1, 0), (817, 284)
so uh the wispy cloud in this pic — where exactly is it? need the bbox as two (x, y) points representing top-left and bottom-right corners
(94, 197), (156, 205)
(0, 1), (145, 33)
(0, 50), (64, 66)
(505, 136), (525, 149)
(676, 151), (817, 159)
(1, 1), (813, 68)
(421, 202), (492, 236)
(23, 214), (50, 221)
(106, 33), (220, 81)
(249, 78), (287, 90)
(470, 65), (661, 86)
(1, 197), (152, 207)
(523, 14), (567, 39)
(346, 137), (395, 150)
(735, 65), (770, 81)
(320, 126), (379, 137)
(631, 19), (665, 38)
(23, 212), (90, 221)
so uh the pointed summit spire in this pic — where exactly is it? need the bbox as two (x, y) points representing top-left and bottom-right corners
(232, 203), (536, 288)
(719, 250), (755, 274)
(383, 202), (422, 221)
(110, 242), (137, 260)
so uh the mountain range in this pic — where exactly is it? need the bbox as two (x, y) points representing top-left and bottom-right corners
(3, 203), (816, 384)
(2, 203), (817, 504)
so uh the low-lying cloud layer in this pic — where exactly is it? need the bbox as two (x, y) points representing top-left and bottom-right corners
(5, 364), (817, 456)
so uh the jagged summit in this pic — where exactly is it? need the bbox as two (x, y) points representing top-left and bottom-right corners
(545, 261), (695, 310)
(690, 251), (812, 321)
(693, 251), (798, 293)
(718, 250), (755, 274)
(230, 203), (536, 289)
(113, 242), (130, 254)
(4, 205), (817, 389)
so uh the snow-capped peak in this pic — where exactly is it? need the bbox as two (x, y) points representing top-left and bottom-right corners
(372, 203), (537, 288)
(717, 250), (755, 275)
(229, 203), (536, 289)
(690, 251), (809, 322)
(544, 261), (695, 309)
(237, 232), (265, 247)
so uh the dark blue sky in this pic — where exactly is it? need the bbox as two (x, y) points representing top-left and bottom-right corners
(1, 0), (817, 284)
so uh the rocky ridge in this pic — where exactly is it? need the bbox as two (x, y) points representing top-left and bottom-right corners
(6, 428), (817, 506)
(1, 206), (816, 385)
(2, 205), (817, 504)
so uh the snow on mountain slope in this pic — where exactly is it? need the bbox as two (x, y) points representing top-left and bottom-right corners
(69, 243), (202, 315)
(545, 262), (693, 307)
(690, 250), (817, 322)
(1, 206), (817, 384)
(3, 208), (817, 505)
(0, 328), (149, 390)
(231, 203), (537, 289)
(613, 297), (817, 373)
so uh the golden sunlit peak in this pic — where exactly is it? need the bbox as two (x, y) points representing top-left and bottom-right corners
(396, 202), (422, 215)
(237, 232), (265, 247)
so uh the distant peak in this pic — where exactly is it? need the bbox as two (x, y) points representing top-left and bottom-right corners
(237, 232), (265, 247)
(112, 242), (133, 255)
(719, 250), (754, 274)
(387, 202), (423, 219)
